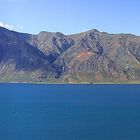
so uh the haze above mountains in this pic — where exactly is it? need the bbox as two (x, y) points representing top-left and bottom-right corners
(0, 26), (140, 83)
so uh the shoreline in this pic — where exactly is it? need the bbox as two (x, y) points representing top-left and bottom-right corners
(0, 81), (140, 85)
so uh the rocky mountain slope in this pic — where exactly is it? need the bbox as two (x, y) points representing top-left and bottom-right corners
(0, 26), (140, 83)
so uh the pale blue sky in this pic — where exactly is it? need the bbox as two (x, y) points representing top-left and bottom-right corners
(0, 0), (140, 35)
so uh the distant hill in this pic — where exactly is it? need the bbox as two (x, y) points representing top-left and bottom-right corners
(0, 26), (140, 83)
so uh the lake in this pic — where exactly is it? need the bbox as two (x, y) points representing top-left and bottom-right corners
(0, 84), (140, 140)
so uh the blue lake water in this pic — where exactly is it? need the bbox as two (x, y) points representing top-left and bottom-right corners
(0, 84), (140, 140)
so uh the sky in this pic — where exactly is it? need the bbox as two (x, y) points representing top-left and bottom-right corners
(0, 0), (140, 35)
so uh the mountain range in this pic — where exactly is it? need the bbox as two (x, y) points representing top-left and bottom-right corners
(0, 26), (140, 83)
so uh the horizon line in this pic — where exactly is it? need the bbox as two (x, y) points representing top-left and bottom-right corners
(0, 26), (139, 36)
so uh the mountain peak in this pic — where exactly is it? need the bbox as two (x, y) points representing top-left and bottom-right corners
(87, 29), (99, 33)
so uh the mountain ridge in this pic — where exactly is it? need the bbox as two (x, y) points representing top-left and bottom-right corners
(0, 26), (140, 83)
